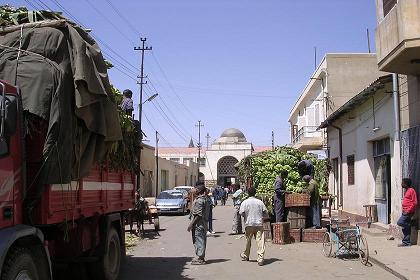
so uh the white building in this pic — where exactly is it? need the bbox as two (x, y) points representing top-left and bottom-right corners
(159, 128), (271, 187)
(320, 75), (401, 225)
(288, 53), (383, 155)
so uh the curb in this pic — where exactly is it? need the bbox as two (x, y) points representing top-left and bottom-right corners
(369, 256), (409, 280)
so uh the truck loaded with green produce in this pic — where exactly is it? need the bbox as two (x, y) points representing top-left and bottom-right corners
(237, 146), (330, 213)
(0, 6), (140, 280)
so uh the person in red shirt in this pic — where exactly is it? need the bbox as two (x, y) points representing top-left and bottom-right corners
(397, 178), (418, 246)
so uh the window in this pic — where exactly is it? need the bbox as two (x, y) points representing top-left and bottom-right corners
(198, 157), (206, 167)
(161, 170), (169, 191)
(315, 104), (320, 126)
(183, 158), (193, 165)
(383, 0), (397, 17)
(169, 158), (180, 163)
(373, 138), (390, 157)
(347, 155), (355, 185)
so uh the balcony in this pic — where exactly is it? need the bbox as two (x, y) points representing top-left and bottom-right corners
(376, 0), (420, 75)
(291, 126), (323, 151)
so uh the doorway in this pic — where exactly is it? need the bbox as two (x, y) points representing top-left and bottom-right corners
(373, 139), (391, 224)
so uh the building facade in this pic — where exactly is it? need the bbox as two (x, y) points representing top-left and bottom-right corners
(159, 128), (271, 187)
(320, 75), (402, 225)
(288, 53), (383, 155)
(139, 144), (198, 197)
(375, 0), (420, 231)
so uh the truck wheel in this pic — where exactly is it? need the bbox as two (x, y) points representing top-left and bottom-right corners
(1, 247), (39, 280)
(88, 227), (121, 280)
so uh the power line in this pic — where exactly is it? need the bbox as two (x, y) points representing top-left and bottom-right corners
(151, 52), (197, 119)
(145, 81), (196, 142)
(83, 0), (136, 46)
(104, 0), (144, 37)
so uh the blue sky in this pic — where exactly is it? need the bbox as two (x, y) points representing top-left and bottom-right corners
(11, 0), (378, 147)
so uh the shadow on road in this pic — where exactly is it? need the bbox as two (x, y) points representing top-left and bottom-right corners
(120, 256), (194, 280)
(248, 258), (282, 265)
(205, 258), (229, 264)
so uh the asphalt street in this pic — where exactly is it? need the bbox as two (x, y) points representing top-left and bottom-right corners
(119, 200), (397, 280)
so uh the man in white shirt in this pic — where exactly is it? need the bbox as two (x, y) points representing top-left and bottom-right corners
(239, 186), (267, 266)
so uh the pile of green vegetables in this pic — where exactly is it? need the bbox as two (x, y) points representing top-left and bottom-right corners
(237, 147), (330, 213)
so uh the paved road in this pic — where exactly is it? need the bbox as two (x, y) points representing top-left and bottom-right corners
(119, 200), (397, 280)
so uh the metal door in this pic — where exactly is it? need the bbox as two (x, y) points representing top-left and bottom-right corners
(375, 155), (391, 224)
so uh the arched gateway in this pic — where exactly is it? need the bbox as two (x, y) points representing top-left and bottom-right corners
(217, 156), (239, 186)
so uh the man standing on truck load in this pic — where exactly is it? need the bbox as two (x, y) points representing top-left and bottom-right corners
(187, 182), (210, 265)
(303, 175), (321, 228)
(397, 178), (418, 247)
(239, 186), (268, 266)
(274, 170), (289, 222)
(120, 89), (134, 116)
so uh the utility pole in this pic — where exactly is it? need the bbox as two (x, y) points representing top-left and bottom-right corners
(134, 38), (152, 193)
(206, 133), (211, 149)
(272, 130), (275, 150)
(155, 131), (159, 197)
(195, 121), (204, 179)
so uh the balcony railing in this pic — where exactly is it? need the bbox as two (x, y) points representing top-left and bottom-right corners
(292, 126), (322, 145)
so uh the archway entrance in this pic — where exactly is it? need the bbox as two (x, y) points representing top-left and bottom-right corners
(217, 156), (239, 187)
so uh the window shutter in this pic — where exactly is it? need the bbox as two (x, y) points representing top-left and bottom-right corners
(383, 0), (397, 16)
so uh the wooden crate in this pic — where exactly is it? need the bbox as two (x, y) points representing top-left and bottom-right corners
(287, 207), (308, 229)
(272, 222), (290, 245)
(289, 228), (302, 243)
(263, 221), (272, 241)
(302, 228), (326, 242)
(285, 193), (310, 207)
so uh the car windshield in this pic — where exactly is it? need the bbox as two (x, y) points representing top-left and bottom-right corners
(158, 192), (183, 199)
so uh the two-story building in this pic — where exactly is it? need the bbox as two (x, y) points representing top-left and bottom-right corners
(375, 0), (420, 229)
(288, 53), (383, 155)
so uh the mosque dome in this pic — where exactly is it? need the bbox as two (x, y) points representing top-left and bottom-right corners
(217, 128), (247, 143)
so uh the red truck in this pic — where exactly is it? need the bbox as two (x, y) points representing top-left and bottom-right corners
(0, 17), (136, 280)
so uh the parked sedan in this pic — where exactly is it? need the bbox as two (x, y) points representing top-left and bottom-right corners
(156, 190), (189, 215)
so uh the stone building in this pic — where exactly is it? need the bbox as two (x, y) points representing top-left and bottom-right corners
(159, 128), (271, 187)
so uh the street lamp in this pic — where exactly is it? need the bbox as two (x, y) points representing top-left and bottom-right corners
(137, 91), (158, 195)
(143, 93), (158, 104)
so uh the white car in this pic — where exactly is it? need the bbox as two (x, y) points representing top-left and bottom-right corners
(173, 186), (194, 193)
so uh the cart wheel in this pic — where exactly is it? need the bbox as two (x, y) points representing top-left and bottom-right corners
(154, 217), (160, 231)
(322, 232), (332, 257)
(358, 235), (369, 265)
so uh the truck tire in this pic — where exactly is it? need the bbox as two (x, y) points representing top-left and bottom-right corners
(1, 247), (39, 280)
(88, 227), (121, 280)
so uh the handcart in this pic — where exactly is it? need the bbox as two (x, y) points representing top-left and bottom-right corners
(322, 218), (369, 265)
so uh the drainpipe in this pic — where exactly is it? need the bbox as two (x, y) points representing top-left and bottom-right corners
(392, 73), (400, 140)
(331, 124), (343, 208)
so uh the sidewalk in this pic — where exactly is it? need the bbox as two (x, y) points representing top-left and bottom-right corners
(364, 234), (420, 280)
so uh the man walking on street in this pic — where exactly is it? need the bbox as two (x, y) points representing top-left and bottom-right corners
(230, 184), (243, 235)
(397, 178), (418, 247)
(303, 175), (321, 228)
(274, 170), (288, 222)
(187, 182), (211, 264)
(239, 186), (268, 266)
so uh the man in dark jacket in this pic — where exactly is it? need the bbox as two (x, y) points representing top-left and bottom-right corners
(187, 182), (211, 264)
(303, 175), (321, 228)
(274, 170), (289, 222)
(298, 159), (314, 178)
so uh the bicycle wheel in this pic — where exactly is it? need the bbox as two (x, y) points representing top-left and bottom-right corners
(358, 235), (369, 265)
(322, 232), (332, 257)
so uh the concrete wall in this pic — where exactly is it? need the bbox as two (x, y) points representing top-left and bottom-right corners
(400, 75), (420, 130)
(326, 54), (384, 115)
(139, 145), (198, 197)
(327, 82), (401, 224)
